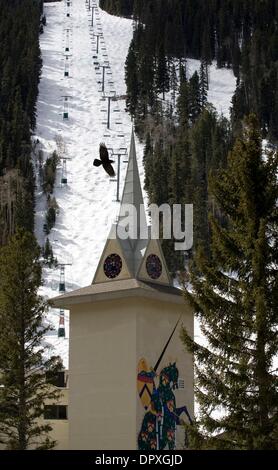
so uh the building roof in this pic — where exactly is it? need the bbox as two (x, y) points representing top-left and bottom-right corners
(92, 128), (172, 284)
(51, 278), (184, 309)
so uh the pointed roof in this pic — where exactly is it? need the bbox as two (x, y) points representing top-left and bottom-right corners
(118, 129), (147, 241)
(92, 129), (172, 285)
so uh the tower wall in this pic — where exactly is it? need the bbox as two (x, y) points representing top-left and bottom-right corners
(136, 298), (193, 450)
(68, 295), (193, 450)
(69, 299), (137, 450)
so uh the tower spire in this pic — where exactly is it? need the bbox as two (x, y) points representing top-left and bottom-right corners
(92, 129), (171, 285)
(118, 129), (147, 241)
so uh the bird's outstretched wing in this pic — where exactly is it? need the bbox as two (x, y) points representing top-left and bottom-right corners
(103, 162), (115, 177)
(95, 143), (115, 177)
(99, 143), (109, 164)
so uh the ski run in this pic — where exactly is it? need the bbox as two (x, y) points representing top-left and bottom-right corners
(34, 0), (236, 367)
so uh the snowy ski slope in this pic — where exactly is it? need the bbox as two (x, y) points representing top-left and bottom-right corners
(35, 0), (236, 366)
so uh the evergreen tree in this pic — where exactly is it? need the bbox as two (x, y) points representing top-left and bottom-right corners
(188, 72), (202, 124)
(177, 71), (189, 128)
(137, 27), (156, 117)
(0, 0), (42, 245)
(169, 62), (178, 107)
(181, 115), (278, 450)
(155, 40), (170, 100)
(0, 229), (62, 449)
(45, 207), (57, 235)
(199, 60), (208, 108)
(125, 38), (139, 116)
(133, 0), (144, 21)
(42, 238), (57, 268)
(43, 151), (59, 195)
(146, 139), (169, 206)
(15, 184), (35, 235)
(143, 132), (153, 195)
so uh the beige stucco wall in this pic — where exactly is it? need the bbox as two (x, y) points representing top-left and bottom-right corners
(69, 295), (193, 450)
(69, 299), (137, 450)
(44, 387), (69, 450)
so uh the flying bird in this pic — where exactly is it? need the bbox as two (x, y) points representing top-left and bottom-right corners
(93, 143), (115, 177)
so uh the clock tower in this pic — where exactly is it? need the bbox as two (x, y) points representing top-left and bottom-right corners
(52, 131), (194, 450)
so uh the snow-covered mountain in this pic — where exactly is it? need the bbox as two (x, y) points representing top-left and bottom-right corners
(35, 0), (236, 366)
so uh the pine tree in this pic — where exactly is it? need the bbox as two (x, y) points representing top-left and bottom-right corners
(147, 139), (169, 206)
(15, 184), (35, 234)
(169, 62), (178, 107)
(125, 38), (139, 116)
(181, 115), (278, 450)
(0, 0), (42, 245)
(199, 60), (208, 108)
(177, 72), (189, 128)
(188, 72), (202, 124)
(45, 207), (56, 234)
(143, 132), (153, 195)
(137, 26), (156, 115)
(133, 0), (144, 22)
(0, 229), (62, 449)
(155, 40), (170, 100)
(42, 237), (57, 268)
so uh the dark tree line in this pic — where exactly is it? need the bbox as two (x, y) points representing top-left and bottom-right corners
(182, 116), (278, 450)
(0, 0), (42, 245)
(102, 0), (278, 141)
(99, 0), (133, 17)
(99, 0), (278, 270)
(143, 76), (231, 271)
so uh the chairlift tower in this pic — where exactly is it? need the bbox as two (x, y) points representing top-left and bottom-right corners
(101, 65), (109, 94)
(103, 93), (127, 130)
(92, 33), (101, 55)
(61, 156), (72, 185)
(58, 262), (72, 293)
(107, 147), (128, 202)
(64, 60), (70, 77)
(91, 6), (95, 27)
(102, 91), (116, 129)
(58, 310), (66, 338)
(65, 28), (71, 52)
(61, 95), (72, 119)
(64, 53), (72, 77)
(57, 262), (72, 336)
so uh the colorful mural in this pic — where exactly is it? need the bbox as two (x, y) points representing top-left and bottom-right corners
(137, 318), (193, 450)
(137, 359), (192, 450)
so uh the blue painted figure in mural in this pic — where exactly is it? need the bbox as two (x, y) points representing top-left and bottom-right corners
(137, 362), (192, 450)
(137, 317), (193, 450)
